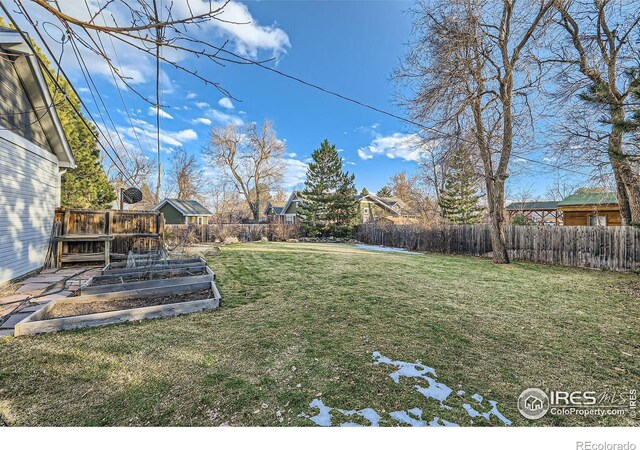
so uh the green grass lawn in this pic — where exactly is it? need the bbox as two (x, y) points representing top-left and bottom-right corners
(0, 242), (638, 426)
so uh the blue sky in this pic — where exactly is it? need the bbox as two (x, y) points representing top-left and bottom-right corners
(17, 0), (582, 198)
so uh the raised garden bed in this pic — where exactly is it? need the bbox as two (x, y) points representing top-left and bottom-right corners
(14, 281), (221, 336)
(81, 265), (214, 295)
(44, 288), (212, 319)
(91, 268), (207, 285)
(103, 257), (205, 272)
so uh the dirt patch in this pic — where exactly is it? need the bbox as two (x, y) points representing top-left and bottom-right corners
(92, 269), (207, 286)
(44, 289), (213, 319)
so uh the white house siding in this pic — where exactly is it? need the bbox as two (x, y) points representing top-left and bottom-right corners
(0, 132), (59, 284)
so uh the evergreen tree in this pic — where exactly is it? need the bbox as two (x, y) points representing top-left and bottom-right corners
(376, 186), (393, 197)
(438, 150), (484, 224)
(299, 139), (358, 237)
(44, 55), (116, 209)
(0, 19), (117, 209)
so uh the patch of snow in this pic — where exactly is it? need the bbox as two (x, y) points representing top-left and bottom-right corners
(337, 407), (382, 427)
(306, 399), (333, 427)
(302, 352), (512, 427)
(354, 244), (420, 255)
(463, 400), (512, 426)
(373, 352), (452, 408)
(389, 408), (428, 427)
(372, 351), (438, 383)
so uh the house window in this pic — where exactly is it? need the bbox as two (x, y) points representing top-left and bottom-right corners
(589, 215), (606, 226)
(284, 214), (296, 225)
(198, 217), (203, 225)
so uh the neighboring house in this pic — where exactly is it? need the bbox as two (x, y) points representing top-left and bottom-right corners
(556, 192), (621, 226)
(278, 192), (303, 224)
(356, 191), (407, 223)
(274, 190), (413, 224)
(505, 201), (562, 226)
(0, 27), (76, 284)
(153, 198), (213, 225)
(263, 201), (285, 223)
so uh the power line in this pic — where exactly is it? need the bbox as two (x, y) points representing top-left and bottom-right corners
(121, 28), (607, 181)
(64, 24), (135, 167)
(89, 0), (152, 156)
(4, 1), (136, 185)
(52, 0), (135, 168)
(7, 1), (614, 185)
(153, 0), (163, 202)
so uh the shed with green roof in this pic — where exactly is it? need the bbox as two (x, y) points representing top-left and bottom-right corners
(556, 192), (621, 226)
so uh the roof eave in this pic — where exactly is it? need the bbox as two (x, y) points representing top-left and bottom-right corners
(0, 33), (75, 168)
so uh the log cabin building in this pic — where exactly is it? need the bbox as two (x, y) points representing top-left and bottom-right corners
(556, 192), (621, 226)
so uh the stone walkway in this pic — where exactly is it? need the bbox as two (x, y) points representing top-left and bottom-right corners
(0, 267), (101, 337)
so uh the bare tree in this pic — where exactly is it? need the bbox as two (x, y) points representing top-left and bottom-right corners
(544, 178), (581, 201)
(167, 148), (203, 200)
(106, 149), (158, 208)
(387, 171), (440, 224)
(420, 147), (448, 206)
(395, 0), (554, 263)
(204, 121), (286, 222)
(545, 0), (640, 224)
(12, 1), (283, 205)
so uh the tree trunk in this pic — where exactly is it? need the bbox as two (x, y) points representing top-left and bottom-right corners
(608, 104), (640, 225)
(248, 199), (260, 222)
(485, 177), (510, 264)
(613, 169), (631, 226)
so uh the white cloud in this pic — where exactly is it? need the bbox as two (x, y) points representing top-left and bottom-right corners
(286, 152), (297, 158)
(282, 158), (308, 189)
(357, 133), (430, 162)
(186, 92), (197, 99)
(119, 118), (197, 149)
(193, 117), (212, 126)
(148, 106), (174, 120)
(174, 1), (291, 58)
(172, 129), (198, 141)
(207, 109), (244, 126)
(196, 102), (210, 109)
(218, 97), (234, 109)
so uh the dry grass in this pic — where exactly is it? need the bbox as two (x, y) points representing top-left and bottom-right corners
(0, 242), (638, 426)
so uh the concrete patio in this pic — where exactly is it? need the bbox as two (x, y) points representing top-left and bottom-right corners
(0, 267), (101, 337)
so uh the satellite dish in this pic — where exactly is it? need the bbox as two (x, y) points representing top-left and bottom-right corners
(122, 187), (143, 204)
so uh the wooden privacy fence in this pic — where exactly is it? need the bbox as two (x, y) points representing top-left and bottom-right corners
(165, 223), (301, 244)
(356, 223), (640, 272)
(49, 208), (165, 267)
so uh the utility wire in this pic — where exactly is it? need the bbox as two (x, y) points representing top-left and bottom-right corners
(153, 0), (163, 202)
(198, 38), (608, 181)
(89, 0), (152, 156)
(4, 1), (136, 185)
(65, 26), (135, 167)
(9, 0), (615, 184)
(52, 0), (134, 168)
